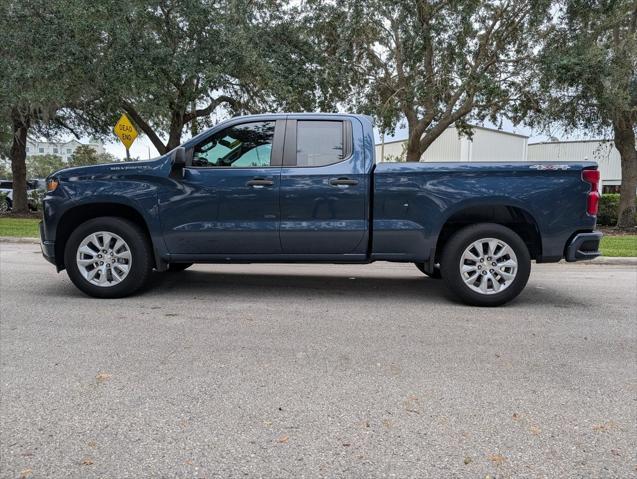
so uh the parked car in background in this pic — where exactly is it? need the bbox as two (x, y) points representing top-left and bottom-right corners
(0, 180), (46, 212)
(40, 114), (602, 306)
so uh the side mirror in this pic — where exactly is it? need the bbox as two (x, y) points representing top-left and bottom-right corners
(173, 147), (186, 166)
(170, 147), (187, 179)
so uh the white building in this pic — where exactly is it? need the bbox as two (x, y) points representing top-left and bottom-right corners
(375, 125), (529, 163)
(528, 140), (621, 193)
(26, 139), (106, 163)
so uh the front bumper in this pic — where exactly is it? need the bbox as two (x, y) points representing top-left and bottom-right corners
(39, 221), (56, 266)
(565, 231), (603, 262)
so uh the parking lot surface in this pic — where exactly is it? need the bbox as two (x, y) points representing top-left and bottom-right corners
(1, 242), (635, 478)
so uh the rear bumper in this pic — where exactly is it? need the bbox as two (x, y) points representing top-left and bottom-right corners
(565, 231), (603, 262)
(39, 221), (56, 266)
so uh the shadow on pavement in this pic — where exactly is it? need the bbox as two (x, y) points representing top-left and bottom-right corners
(37, 267), (588, 308)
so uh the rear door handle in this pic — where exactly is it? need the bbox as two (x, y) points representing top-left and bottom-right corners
(246, 178), (274, 188)
(329, 177), (359, 187)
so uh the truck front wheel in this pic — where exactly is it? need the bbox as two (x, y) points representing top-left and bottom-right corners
(440, 223), (531, 306)
(64, 217), (153, 298)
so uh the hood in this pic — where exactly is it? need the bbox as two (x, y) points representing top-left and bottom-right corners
(49, 156), (171, 181)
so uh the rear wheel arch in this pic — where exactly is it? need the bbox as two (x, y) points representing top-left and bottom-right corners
(55, 203), (156, 270)
(433, 204), (542, 263)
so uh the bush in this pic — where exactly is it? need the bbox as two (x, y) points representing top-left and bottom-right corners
(598, 193), (637, 226)
(28, 188), (43, 211)
(0, 192), (9, 214)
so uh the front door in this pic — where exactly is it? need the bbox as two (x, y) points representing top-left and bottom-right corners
(160, 119), (284, 255)
(279, 118), (369, 255)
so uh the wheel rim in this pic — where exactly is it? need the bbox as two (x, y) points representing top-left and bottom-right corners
(459, 237), (518, 295)
(76, 231), (132, 287)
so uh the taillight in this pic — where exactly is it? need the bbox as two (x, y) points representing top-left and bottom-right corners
(582, 169), (600, 215)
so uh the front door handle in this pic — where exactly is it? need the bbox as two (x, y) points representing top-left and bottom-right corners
(246, 178), (274, 188)
(329, 177), (359, 187)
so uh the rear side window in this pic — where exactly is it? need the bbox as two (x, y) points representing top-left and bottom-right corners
(296, 121), (345, 167)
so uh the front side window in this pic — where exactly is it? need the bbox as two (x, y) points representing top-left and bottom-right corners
(297, 121), (344, 167)
(192, 121), (275, 168)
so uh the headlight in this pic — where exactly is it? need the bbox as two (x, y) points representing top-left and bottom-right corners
(46, 178), (59, 192)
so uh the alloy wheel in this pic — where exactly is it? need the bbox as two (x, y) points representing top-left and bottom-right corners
(76, 231), (132, 287)
(459, 237), (518, 295)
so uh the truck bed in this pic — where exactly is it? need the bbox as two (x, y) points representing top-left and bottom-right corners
(371, 161), (598, 263)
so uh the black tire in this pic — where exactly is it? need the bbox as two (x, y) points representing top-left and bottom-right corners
(64, 216), (153, 298)
(167, 262), (193, 272)
(440, 223), (531, 307)
(414, 262), (442, 279)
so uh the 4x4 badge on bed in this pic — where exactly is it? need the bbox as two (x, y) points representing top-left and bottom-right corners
(529, 164), (571, 170)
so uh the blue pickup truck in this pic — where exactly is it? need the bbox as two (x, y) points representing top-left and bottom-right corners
(40, 113), (602, 305)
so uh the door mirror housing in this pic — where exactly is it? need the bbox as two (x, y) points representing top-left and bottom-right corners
(170, 147), (187, 179)
(173, 147), (186, 166)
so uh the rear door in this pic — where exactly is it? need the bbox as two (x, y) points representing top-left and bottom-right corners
(279, 117), (369, 255)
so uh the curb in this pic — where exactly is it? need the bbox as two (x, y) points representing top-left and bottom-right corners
(1, 237), (635, 265)
(0, 236), (40, 244)
(588, 256), (637, 265)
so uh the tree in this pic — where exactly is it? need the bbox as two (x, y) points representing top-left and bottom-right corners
(0, 0), (102, 212)
(26, 155), (66, 179)
(307, 0), (552, 161)
(69, 146), (116, 167)
(83, 0), (321, 154)
(530, 0), (636, 228)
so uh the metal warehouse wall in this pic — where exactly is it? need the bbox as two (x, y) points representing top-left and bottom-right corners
(528, 141), (621, 185)
(469, 128), (528, 162)
(375, 126), (527, 163)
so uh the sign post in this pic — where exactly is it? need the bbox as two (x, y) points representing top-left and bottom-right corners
(114, 114), (139, 160)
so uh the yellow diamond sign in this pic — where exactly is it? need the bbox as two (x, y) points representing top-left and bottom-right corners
(114, 113), (138, 150)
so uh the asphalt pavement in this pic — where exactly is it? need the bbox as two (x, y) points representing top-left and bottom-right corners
(0, 242), (635, 478)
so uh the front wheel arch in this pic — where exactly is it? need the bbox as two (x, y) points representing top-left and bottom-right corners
(55, 203), (156, 271)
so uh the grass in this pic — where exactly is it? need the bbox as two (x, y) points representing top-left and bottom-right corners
(599, 235), (637, 257)
(0, 217), (40, 237)
(0, 216), (635, 257)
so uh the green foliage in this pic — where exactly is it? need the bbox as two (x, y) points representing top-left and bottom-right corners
(598, 194), (637, 226)
(527, 0), (636, 134)
(307, 0), (552, 159)
(0, 0), (103, 211)
(0, 159), (11, 179)
(69, 145), (116, 167)
(81, 0), (325, 153)
(0, 192), (9, 213)
(28, 188), (43, 211)
(26, 155), (66, 179)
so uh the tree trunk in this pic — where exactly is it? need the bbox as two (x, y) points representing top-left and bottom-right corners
(613, 115), (637, 228)
(405, 131), (422, 162)
(10, 109), (30, 214)
(165, 111), (185, 151)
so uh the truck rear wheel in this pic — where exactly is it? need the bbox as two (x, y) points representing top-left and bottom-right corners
(64, 217), (152, 298)
(440, 223), (531, 306)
